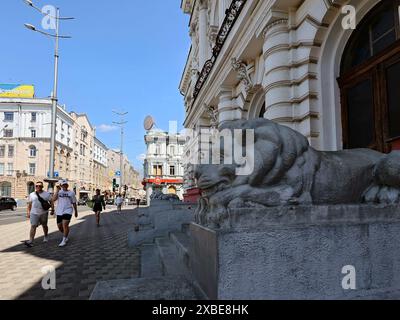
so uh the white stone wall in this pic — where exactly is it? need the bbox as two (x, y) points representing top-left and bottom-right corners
(180, 0), (385, 153)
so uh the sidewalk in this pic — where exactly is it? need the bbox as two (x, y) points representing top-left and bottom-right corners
(0, 208), (140, 300)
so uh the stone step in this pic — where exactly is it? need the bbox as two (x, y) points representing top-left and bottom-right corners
(90, 276), (199, 300)
(182, 223), (191, 236)
(170, 231), (191, 270)
(140, 243), (163, 278)
(155, 237), (187, 277)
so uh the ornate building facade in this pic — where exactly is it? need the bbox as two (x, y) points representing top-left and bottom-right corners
(142, 129), (185, 203)
(180, 0), (400, 195)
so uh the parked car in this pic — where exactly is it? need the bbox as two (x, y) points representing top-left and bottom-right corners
(127, 198), (136, 206)
(106, 199), (114, 205)
(0, 197), (18, 211)
(139, 198), (147, 206)
(78, 198), (88, 206)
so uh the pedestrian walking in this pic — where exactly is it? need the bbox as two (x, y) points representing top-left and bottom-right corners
(53, 180), (78, 247)
(115, 194), (123, 214)
(24, 181), (53, 248)
(92, 189), (106, 227)
(136, 198), (140, 208)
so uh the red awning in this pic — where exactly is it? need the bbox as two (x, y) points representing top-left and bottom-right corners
(142, 178), (183, 186)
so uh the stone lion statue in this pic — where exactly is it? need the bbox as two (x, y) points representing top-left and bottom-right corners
(194, 118), (400, 227)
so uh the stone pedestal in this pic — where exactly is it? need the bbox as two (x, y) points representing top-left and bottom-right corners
(189, 205), (400, 300)
(183, 188), (202, 203)
(128, 200), (195, 247)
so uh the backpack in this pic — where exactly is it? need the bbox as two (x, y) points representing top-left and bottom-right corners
(36, 192), (52, 211)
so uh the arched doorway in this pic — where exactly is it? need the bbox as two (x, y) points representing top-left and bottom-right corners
(0, 182), (12, 197)
(338, 0), (400, 152)
(27, 182), (35, 195)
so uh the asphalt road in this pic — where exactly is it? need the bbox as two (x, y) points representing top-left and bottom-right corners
(0, 205), (144, 226)
(0, 206), (93, 226)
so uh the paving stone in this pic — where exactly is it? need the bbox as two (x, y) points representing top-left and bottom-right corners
(0, 208), (140, 300)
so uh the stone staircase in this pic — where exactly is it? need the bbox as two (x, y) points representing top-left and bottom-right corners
(90, 223), (205, 300)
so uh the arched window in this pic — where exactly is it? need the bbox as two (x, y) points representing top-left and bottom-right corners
(339, 1), (400, 152)
(29, 146), (37, 157)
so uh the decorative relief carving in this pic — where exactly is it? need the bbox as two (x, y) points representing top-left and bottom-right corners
(231, 58), (253, 92)
(206, 106), (219, 129)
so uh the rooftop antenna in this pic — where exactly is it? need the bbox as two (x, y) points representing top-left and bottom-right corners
(144, 115), (156, 131)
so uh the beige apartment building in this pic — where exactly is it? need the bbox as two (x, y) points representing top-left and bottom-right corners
(0, 97), (140, 202)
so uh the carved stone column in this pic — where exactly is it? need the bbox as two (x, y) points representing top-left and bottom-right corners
(217, 87), (242, 125)
(262, 19), (291, 122)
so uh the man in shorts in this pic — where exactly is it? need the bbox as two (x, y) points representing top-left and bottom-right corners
(25, 181), (53, 248)
(53, 180), (78, 247)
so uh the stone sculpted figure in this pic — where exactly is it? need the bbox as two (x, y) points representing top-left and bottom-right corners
(194, 118), (400, 227)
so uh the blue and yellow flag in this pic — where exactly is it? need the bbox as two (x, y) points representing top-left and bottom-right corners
(0, 84), (35, 98)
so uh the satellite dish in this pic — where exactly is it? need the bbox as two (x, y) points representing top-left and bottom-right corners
(144, 116), (155, 131)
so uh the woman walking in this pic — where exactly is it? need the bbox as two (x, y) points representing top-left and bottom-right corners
(93, 189), (106, 227)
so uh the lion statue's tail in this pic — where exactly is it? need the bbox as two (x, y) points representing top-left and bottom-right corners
(363, 151), (400, 204)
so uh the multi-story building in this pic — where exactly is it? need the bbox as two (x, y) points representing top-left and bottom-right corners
(107, 149), (141, 198)
(0, 91), (140, 201)
(93, 137), (109, 194)
(69, 112), (96, 199)
(179, 0), (400, 196)
(142, 128), (185, 202)
(0, 97), (74, 199)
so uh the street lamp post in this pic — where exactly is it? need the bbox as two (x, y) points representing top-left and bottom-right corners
(113, 110), (128, 195)
(23, 0), (73, 192)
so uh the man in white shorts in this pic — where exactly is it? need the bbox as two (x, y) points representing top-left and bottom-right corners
(25, 181), (53, 248)
(53, 180), (78, 247)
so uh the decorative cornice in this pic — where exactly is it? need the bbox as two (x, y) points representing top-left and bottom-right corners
(262, 18), (289, 38)
(192, 0), (247, 102)
(231, 58), (253, 92)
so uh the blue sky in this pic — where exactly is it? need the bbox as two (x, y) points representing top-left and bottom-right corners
(1, 0), (190, 174)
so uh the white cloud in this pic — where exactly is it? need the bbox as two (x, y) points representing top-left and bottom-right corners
(136, 154), (146, 161)
(96, 124), (119, 133)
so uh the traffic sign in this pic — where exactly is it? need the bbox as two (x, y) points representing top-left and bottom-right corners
(115, 171), (121, 177)
(47, 172), (59, 178)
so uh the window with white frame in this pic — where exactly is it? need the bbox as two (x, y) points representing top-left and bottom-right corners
(31, 130), (36, 138)
(8, 146), (14, 158)
(29, 146), (37, 157)
(7, 163), (13, 176)
(29, 163), (36, 176)
(31, 112), (37, 122)
(170, 145), (176, 156)
(4, 112), (14, 122)
(3, 129), (13, 138)
(0, 146), (5, 158)
(0, 163), (4, 175)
